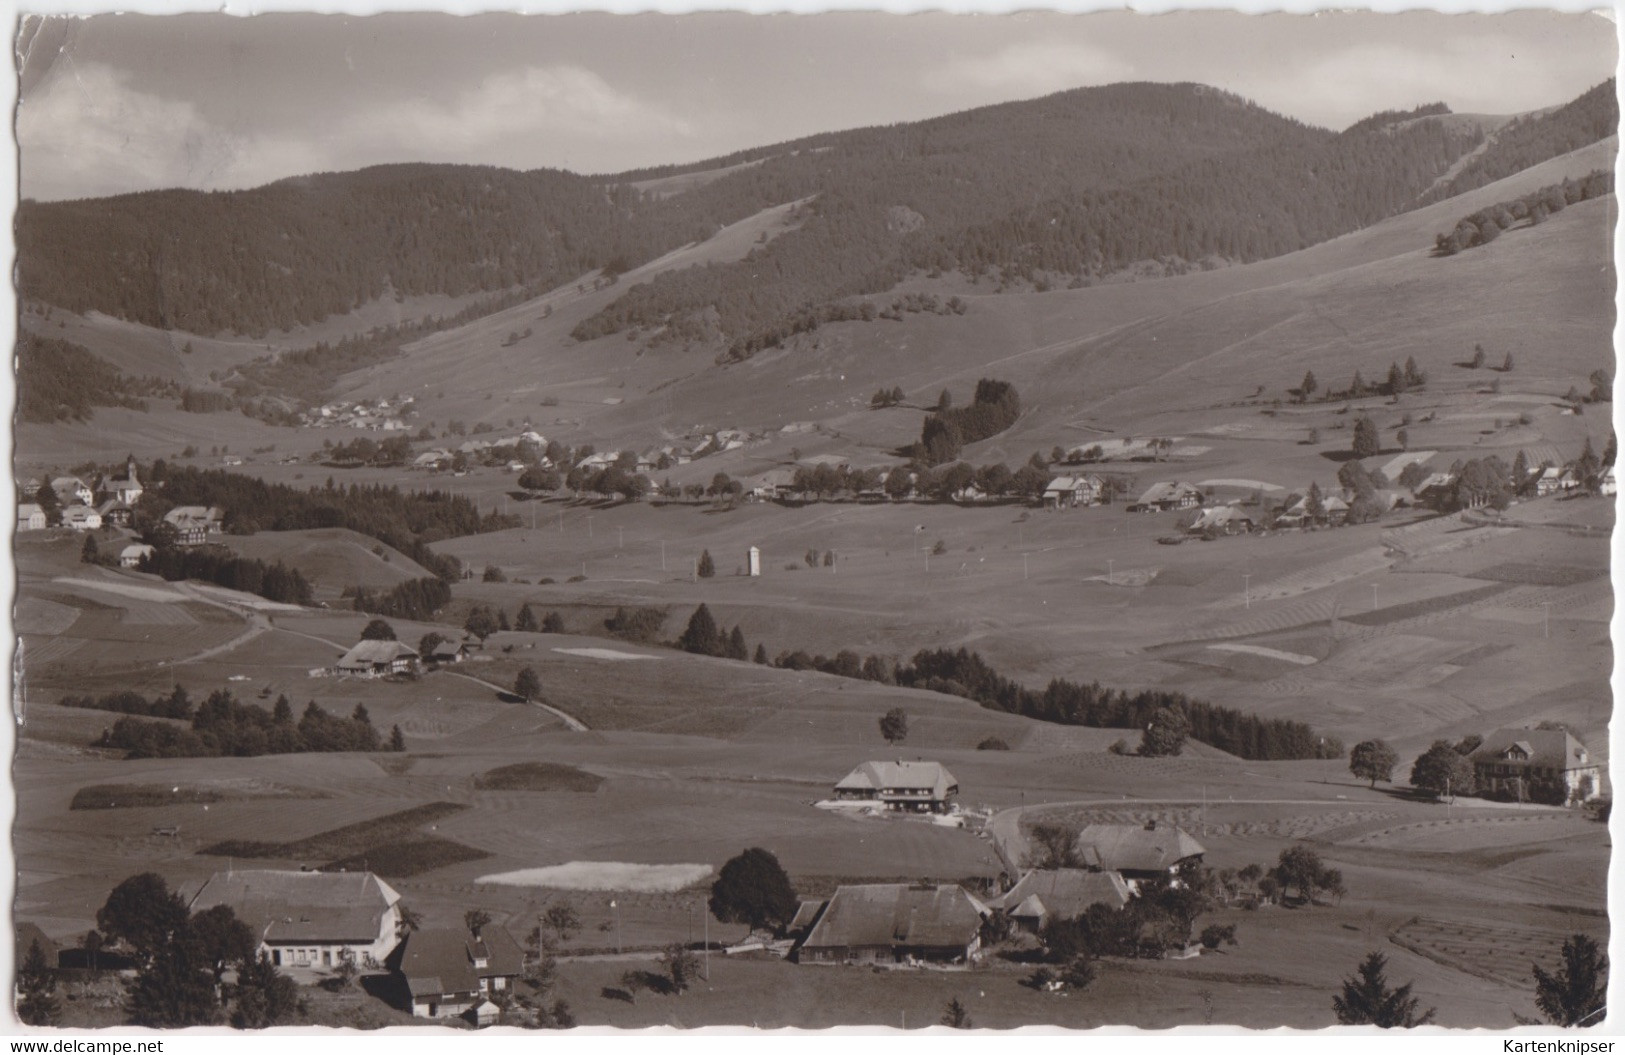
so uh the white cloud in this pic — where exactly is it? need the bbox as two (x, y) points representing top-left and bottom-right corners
(922, 41), (1136, 98)
(18, 61), (326, 199)
(1264, 38), (1576, 127)
(19, 61), (695, 200)
(344, 65), (695, 170)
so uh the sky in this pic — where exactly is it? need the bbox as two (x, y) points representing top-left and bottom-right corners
(13, 8), (1620, 202)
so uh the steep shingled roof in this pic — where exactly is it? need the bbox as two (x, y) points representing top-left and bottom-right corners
(834, 760), (957, 799)
(799, 884), (983, 951)
(1471, 727), (1593, 771)
(1076, 823), (1205, 874)
(336, 640), (420, 669)
(187, 869), (400, 944)
(987, 869), (1132, 919)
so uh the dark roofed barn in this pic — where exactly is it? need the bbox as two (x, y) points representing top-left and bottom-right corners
(794, 883), (985, 966)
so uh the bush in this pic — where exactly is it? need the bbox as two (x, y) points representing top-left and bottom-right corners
(977, 736), (1011, 751)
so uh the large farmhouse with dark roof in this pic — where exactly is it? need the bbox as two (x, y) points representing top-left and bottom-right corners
(186, 869), (403, 970)
(334, 640), (423, 678)
(794, 883), (986, 966)
(986, 869), (1133, 932)
(833, 760), (959, 812)
(399, 924), (525, 1022)
(1075, 822), (1205, 887)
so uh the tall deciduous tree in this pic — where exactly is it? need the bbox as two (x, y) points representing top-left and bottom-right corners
(708, 847), (798, 936)
(514, 667), (541, 702)
(879, 707), (909, 745)
(1333, 952), (1436, 1027)
(360, 618), (397, 641)
(1410, 739), (1475, 799)
(96, 873), (189, 966)
(1349, 740), (1399, 788)
(1139, 704), (1189, 757)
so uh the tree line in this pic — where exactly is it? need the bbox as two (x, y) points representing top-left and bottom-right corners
(1434, 169), (1613, 256)
(664, 604), (1336, 760)
(351, 577), (453, 621)
(93, 689), (402, 759)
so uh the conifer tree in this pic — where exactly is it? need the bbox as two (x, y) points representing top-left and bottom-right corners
(515, 603), (538, 632)
(678, 604), (722, 657)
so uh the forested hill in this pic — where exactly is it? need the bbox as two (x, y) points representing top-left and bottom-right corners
(18, 81), (1613, 347)
(1421, 79), (1617, 204)
(573, 83), (1491, 351)
(16, 164), (785, 337)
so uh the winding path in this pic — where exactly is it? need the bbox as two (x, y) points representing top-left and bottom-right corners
(443, 669), (590, 732)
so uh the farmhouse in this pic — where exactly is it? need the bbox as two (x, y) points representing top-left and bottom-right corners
(794, 883), (985, 966)
(986, 869), (1132, 932)
(187, 869), (403, 970)
(833, 760), (958, 812)
(1601, 467), (1617, 496)
(399, 925), (525, 1022)
(427, 640), (471, 665)
(1469, 728), (1604, 805)
(1076, 821), (1205, 886)
(1535, 466), (1580, 497)
(164, 505), (224, 544)
(749, 468), (797, 500)
(97, 500), (134, 528)
(51, 477), (93, 507)
(119, 544), (155, 569)
(1187, 505), (1254, 536)
(16, 503), (46, 531)
(1133, 481), (1203, 512)
(1044, 475), (1102, 508)
(335, 640), (423, 678)
(61, 507), (102, 532)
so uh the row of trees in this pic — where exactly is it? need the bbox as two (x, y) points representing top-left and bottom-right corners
(1434, 169), (1613, 256)
(1299, 357), (1427, 405)
(95, 690), (403, 759)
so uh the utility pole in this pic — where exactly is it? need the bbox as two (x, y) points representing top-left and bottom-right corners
(1544, 602), (1552, 639)
(1107, 559), (1114, 586)
(1243, 573), (1251, 609)
(661, 541), (666, 571)
(1023, 553), (1029, 581)
(1371, 583), (1378, 612)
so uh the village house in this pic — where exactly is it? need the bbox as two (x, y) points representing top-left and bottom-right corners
(164, 506), (225, 545)
(97, 500), (134, 528)
(1535, 466), (1580, 497)
(335, 640), (423, 678)
(119, 544), (155, 569)
(749, 468), (798, 501)
(1186, 505), (1255, 536)
(51, 476), (94, 507)
(1132, 481), (1203, 512)
(426, 640), (471, 666)
(399, 924), (525, 1023)
(986, 869), (1132, 933)
(186, 869), (403, 971)
(793, 883), (986, 966)
(1043, 475), (1103, 509)
(1601, 466), (1617, 496)
(16, 503), (46, 532)
(1469, 727), (1604, 806)
(62, 507), (102, 532)
(833, 760), (959, 812)
(1075, 821), (1205, 888)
